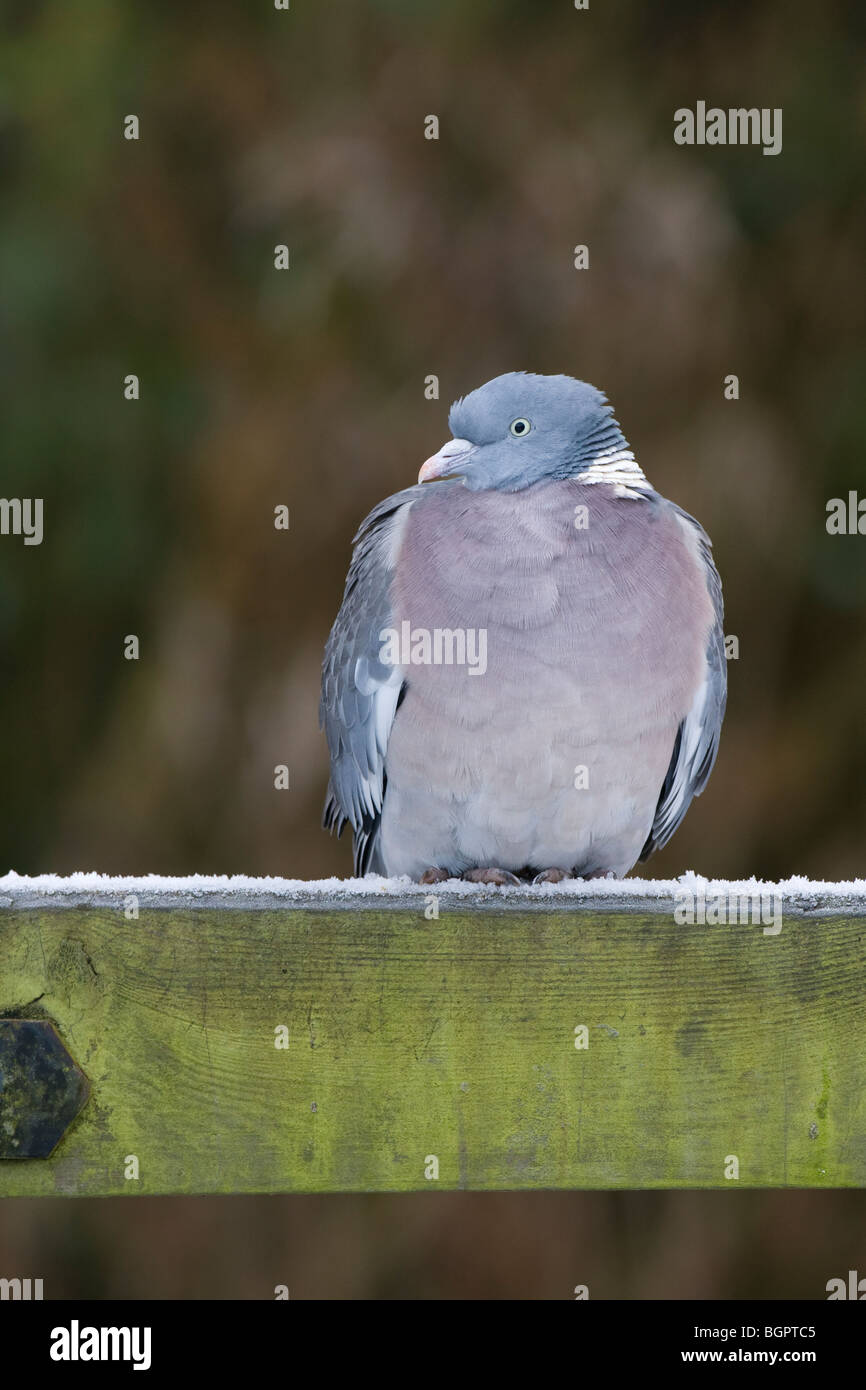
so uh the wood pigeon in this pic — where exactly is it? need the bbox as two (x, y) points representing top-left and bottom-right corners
(321, 372), (726, 884)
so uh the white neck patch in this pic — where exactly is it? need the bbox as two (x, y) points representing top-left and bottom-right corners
(580, 447), (650, 499)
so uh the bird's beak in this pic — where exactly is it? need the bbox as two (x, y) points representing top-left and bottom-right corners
(418, 437), (476, 484)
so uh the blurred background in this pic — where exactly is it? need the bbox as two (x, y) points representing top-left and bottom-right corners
(1, 0), (865, 1298)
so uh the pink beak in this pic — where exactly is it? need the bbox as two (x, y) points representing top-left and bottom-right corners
(418, 437), (476, 484)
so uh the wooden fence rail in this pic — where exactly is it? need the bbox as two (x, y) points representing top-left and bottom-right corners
(1, 877), (864, 1195)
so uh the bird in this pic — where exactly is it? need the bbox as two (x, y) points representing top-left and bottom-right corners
(320, 371), (726, 885)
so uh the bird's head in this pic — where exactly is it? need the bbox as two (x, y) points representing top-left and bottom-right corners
(418, 371), (630, 493)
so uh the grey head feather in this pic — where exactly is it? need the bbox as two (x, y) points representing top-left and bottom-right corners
(446, 371), (629, 492)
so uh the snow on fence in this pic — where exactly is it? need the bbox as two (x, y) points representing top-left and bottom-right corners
(1, 873), (865, 1194)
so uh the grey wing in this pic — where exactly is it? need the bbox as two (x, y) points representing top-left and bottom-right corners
(320, 487), (419, 875)
(640, 507), (726, 860)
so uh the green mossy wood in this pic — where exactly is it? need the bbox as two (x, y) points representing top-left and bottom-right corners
(0, 890), (864, 1194)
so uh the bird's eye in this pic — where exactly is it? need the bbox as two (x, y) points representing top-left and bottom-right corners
(509, 417), (531, 437)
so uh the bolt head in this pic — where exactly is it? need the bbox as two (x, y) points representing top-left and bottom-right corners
(0, 1019), (90, 1159)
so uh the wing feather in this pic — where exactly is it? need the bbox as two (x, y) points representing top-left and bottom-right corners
(640, 506), (726, 860)
(320, 487), (419, 874)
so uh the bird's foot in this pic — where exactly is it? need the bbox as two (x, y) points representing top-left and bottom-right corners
(532, 868), (571, 885)
(419, 867), (451, 884)
(462, 867), (522, 886)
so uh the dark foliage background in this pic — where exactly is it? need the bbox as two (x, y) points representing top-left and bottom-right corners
(1, 0), (864, 1299)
